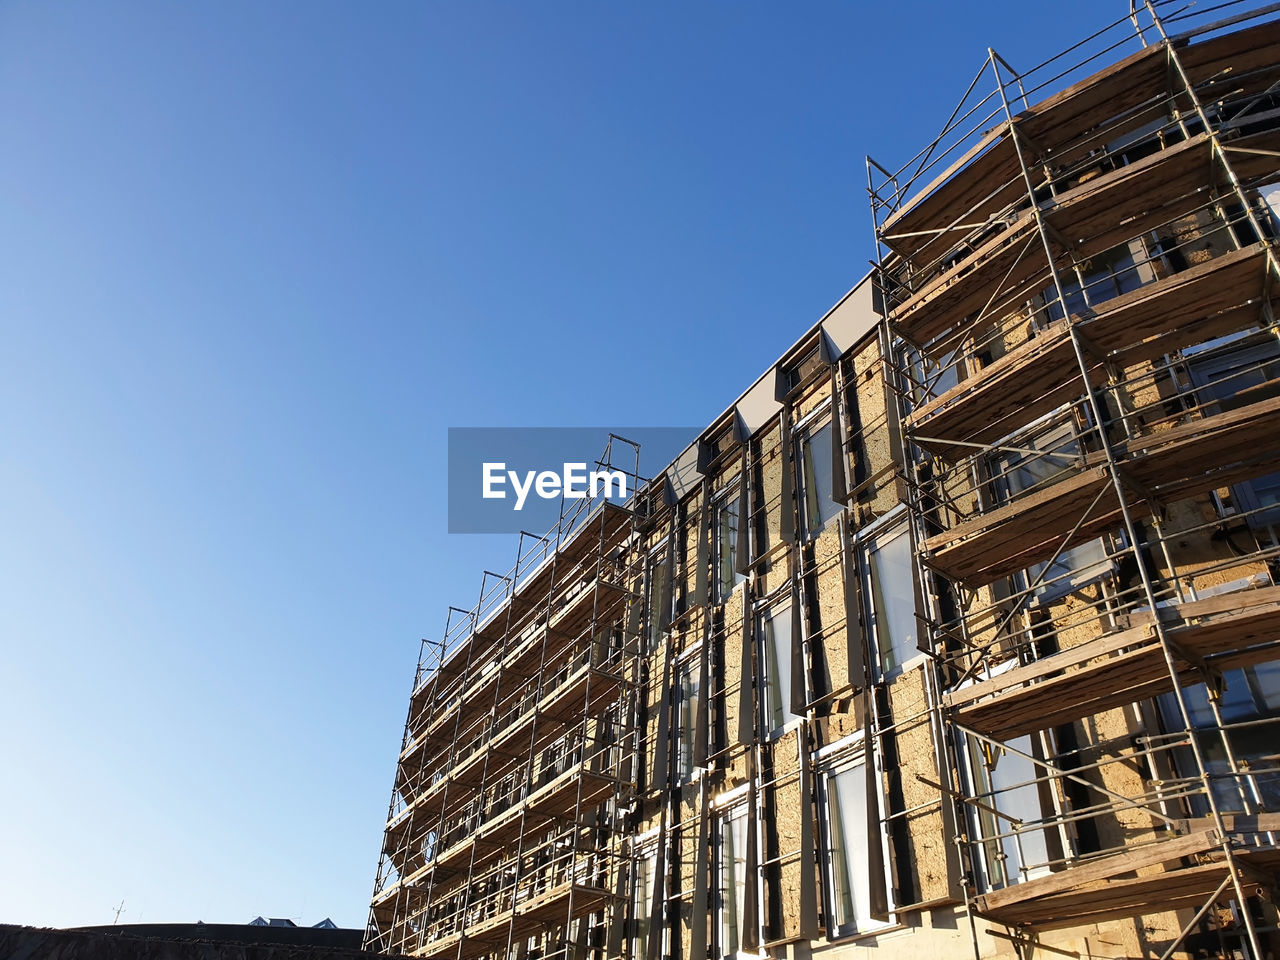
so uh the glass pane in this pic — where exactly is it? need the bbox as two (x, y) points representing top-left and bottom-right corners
(801, 423), (839, 536)
(677, 661), (700, 783)
(867, 525), (916, 676)
(1028, 537), (1110, 602)
(963, 734), (1051, 889)
(762, 606), (800, 735)
(716, 495), (744, 601)
(986, 737), (1050, 884)
(1253, 661), (1280, 711)
(634, 852), (653, 954)
(1006, 428), (1078, 494)
(907, 344), (960, 405)
(823, 757), (887, 935)
(647, 554), (669, 653)
(1190, 343), (1280, 527)
(718, 809), (748, 958)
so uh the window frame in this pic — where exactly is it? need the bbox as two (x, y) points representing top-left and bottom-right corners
(795, 407), (842, 541)
(950, 661), (1064, 893)
(645, 541), (672, 655)
(631, 835), (661, 959)
(814, 735), (894, 940)
(713, 483), (747, 604)
(712, 793), (752, 960)
(987, 413), (1115, 605)
(757, 600), (802, 741)
(1039, 240), (1148, 328)
(855, 510), (923, 681)
(674, 650), (702, 786)
(1186, 336), (1280, 532)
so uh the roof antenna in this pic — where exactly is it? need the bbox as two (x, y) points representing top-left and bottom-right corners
(112, 900), (126, 925)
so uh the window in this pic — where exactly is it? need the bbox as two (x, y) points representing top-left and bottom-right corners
(798, 420), (842, 539)
(715, 804), (750, 959)
(646, 547), (671, 654)
(1160, 661), (1280, 812)
(633, 844), (658, 957)
(817, 744), (891, 937)
(1188, 337), (1280, 530)
(861, 518), (919, 678)
(759, 603), (801, 738)
(903, 342), (962, 407)
(1042, 242), (1144, 325)
(675, 657), (701, 785)
(990, 418), (1112, 603)
(714, 488), (746, 602)
(958, 730), (1054, 891)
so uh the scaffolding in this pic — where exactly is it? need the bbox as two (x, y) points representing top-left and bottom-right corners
(365, 437), (648, 960)
(869, 1), (1280, 955)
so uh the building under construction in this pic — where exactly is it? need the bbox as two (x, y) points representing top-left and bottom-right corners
(366, 3), (1280, 957)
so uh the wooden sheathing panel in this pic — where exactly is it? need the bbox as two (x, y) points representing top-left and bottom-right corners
(835, 356), (865, 497)
(763, 730), (805, 944)
(807, 523), (851, 707)
(718, 586), (750, 788)
(888, 665), (953, 906)
(817, 698), (863, 747)
(691, 485), (710, 609)
(850, 338), (900, 518)
(650, 618), (698, 800)
(1162, 519), (1280, 601)
(1159, 495), (1259, 574)
(1163, 207), (1241, 272)
(1076, 705), (1160, 854)
(638, 517), (674, 807)
(709, 449), (741, 498)
(674, 813), (697, 960)
(680, 490), (703, 611)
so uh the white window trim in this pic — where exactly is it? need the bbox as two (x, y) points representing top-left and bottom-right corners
(794, 401), (842, 542)
(712, 483), (747, 604)
(673, 647), (703, 786)
(949, 671), (1062, 894)
(816, 740), (896, 940)
(854, 508), (926, 680)
(987, 415), (1115, 605)
(758, 600), (803, 741)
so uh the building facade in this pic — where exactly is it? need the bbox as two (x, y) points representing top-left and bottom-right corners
(367, 4), (1280, 958)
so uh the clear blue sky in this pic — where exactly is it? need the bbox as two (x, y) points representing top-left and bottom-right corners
(1, 0), (1130, 930)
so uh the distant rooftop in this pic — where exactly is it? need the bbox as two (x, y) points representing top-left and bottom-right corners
(248, 916), (338, 929)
